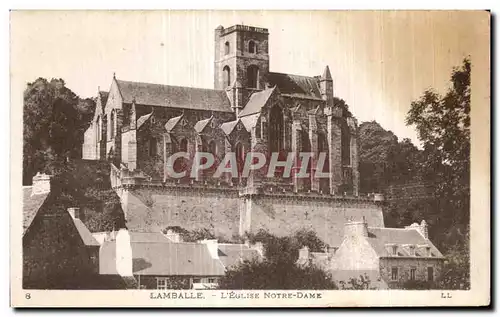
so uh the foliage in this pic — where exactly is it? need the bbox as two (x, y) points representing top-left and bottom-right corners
(162, 226), (239, 244)
(357, 58), (471, 289)
(218, 230), (336, 289)
(337, 273), (379, 290)
(436, 227), (470, 290)
(23, 77), (96, 185)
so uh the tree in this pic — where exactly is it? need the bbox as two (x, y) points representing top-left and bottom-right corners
(23, 78), (96, 185)
(406, 58), (471, 250)
(218, 230), (336, 289)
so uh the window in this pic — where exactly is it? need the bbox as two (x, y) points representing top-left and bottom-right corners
(157, 277), (169, 290)
(223, 66), (231, 87)
(149, 138), (157, 157)
(391, 267), (398, 281)
(392, 246), (398, 256)
(247, 65), (259, 89)
(208, 278), (216, 284)
(248, 40), (256, 53)
(427, 267), (434, 281)
(235, 142), (245, 176)
(96, 116), (101, 141)
(269, 105), (284, 153)
(209, 140), (217, 156)
(179, 138), (188, 152)
(192, 278), (201, 284)
(110, 110), (115, 139)
(224, 41), (230, 55)
(409, 245), (415, 256)
(410, 268), (416, 280)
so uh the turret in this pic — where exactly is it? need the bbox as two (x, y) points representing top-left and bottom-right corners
(320, 65), (333, 106)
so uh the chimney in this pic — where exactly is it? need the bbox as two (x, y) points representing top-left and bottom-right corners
(419, 220), (429, 239)
(344, 218), (368, 238)
(298, 246), (309, 262)
(405, 220), (429, 239)
(115, 229), (133, 277)
(165, 230), (182, 243)
(200, 239), (219, 259)
(67, 207), (82, 220)
(32, 172), (52, 196)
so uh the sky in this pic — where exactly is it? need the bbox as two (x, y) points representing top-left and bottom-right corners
(11, 10), (487, 145)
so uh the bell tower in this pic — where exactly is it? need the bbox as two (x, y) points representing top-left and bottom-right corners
(214, 24), (270, 112)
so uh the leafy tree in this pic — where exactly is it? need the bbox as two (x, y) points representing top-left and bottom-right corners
(23, 78), (95, 185)
(405, 58), (471, 251)
(218, 230), (335, 289)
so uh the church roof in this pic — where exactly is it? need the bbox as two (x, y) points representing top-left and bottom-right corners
(220, 119), (240, 135)
(238, 86), (276, 117)
(194, 116), (213, 133)
(115, 79), (233, 113)
(164, 114), (184, 132)
(321, 65), (332, 81)
(265, 72), (322, 100)
(136, 112), (153, 129)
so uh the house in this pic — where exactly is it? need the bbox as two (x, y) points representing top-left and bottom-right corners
(299, 219), (444, 289)
(22, 173), (103, 289)
(99, 230), (226, 289)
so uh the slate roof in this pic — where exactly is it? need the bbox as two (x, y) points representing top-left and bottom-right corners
(164, 115), (184, 132)
(129, 231), (171, 243)
(22, 187), (49, 235)
(100, 240), (226, 276)
(72, 217), (100, 246)
(265, 72), (322, 100)
(220, 119), (240, 135)
(194, 116), (213, 133)
(115, 79), (233, 113)
(239, 114), (260, 131)
(238, 87), (275, 117)
(217, 244), (261, 269)
(367, 227), (444, 258)
(136, 112), (153, 129)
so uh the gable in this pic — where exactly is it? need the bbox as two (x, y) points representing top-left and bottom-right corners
(104, 78), (123, 114)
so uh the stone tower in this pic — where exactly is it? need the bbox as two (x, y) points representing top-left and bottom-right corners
(214, 25), (270, 113)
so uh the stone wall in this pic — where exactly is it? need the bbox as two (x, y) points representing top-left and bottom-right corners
(120, 186), (242, 239)
(241, 194), (384, 247)
(116, 184), (384, 246)
(379, 257), (443, 287)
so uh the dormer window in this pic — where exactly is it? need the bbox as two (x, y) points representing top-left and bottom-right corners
(248, 40), (256, 53)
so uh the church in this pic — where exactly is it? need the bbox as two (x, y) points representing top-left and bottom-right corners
(83, 24), (359, 196)
(82, 24), (443, 287)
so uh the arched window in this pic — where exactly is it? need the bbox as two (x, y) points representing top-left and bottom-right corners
(247, 65), (259, 89)
(208, 140), (217, 157)
(301, 130), (312, 190)
(179, 138), (188, 152)
(341, 122), (351, 166)
(269, 105), (284, 154)
(235, 142), (245, 176)
(149, 138), (157, 157)
(248, 40), (256, 53)
(223, 66), (231, 87)
(174, 138), (189, 175)
(110, 110), (115, 139)
(224, 41), (230, 55)
(96, 116), (101, 141)
(318, 133), (330, 193)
